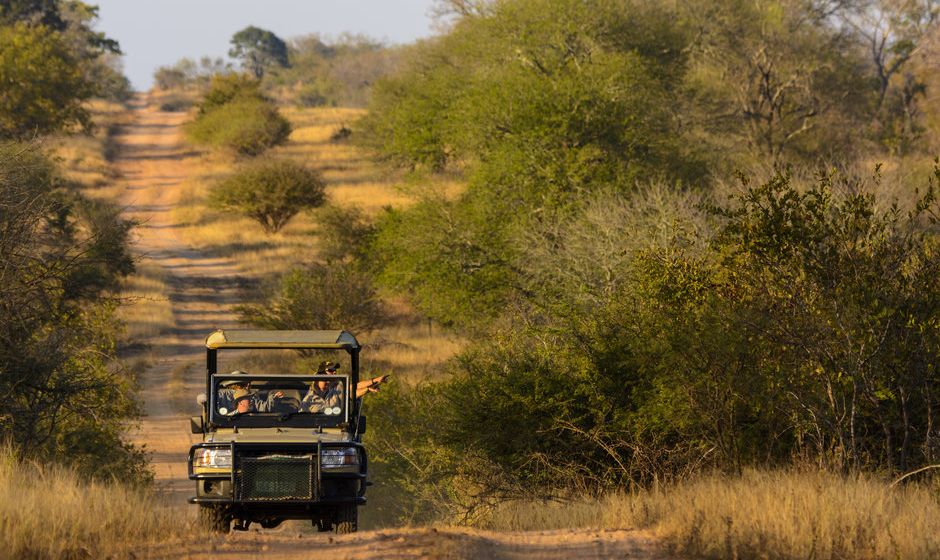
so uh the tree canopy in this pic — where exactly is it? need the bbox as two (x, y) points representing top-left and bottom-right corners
(0, 23), (94, 138)
(229, 25), (289, 78)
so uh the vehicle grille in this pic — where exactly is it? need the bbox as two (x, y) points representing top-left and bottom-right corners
(237, 454), (314, 501)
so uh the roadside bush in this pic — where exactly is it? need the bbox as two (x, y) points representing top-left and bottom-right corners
(195, 72), (265, 116)
(185, 73), (290, 156)
(185, 98), (291, 156)
(0, 144), (144, 479)
(209, 158), (325, 233)
(236, 262), (387, 334)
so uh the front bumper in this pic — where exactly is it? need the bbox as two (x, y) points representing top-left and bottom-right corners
(188, 441), (367, 506)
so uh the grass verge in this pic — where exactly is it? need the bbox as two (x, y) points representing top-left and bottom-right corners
(0, 448), (194, 559)
(480, 469), (940, 559)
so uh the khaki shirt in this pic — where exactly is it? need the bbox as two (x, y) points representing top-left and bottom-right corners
(301, 382), (344, 413)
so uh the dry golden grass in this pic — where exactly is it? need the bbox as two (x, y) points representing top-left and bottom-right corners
(48, 99), (133, 190)
(481, 469), (940, 559)
(117, 262), (175, 344)
(0, 448), (195, 559)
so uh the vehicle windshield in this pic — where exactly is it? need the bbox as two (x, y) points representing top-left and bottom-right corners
(212, 375), (347, 420)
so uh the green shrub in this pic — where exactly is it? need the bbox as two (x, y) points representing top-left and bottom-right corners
(235, 262), (388, 334)
(196, 72), (264, 115)
(185, 98), (291, 157)
(209, 158), (325, 233)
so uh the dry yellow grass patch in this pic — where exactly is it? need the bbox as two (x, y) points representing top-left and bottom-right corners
(0, 449), (194, 559)
(48, 99), (132, 190)
(117, 262), (174, 344)
(482, 469), (940, 559)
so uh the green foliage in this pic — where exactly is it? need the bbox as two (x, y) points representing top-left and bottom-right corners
(314, 205), (377, 264)
(361, 0), (707, 329)
(0, 144), (144, 480)
(185, 74), (291, 157)
(415, 168), (940, 506)
(186, 98), (291, 157)
(195, 73), (266, 116)
(235, 263), (388, 334)
(261, 33), (399, 108)
(371, 194), (517, 328)
(185, 74), (290, 156)
(209, 158), (325, 233)
(229, 25), (289, 78)
(0, 0), (65, 30)
(0, 23), (94, 138)
(680, 0), (873, 164)
(352, 0), (940, 523)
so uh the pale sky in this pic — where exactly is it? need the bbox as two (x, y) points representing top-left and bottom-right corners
(93, 1), (440, 90)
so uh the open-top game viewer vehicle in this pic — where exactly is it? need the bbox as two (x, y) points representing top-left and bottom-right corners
(188, 329), (368, 534)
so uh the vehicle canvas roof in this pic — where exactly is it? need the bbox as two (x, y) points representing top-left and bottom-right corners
(205, 329), (359, 350)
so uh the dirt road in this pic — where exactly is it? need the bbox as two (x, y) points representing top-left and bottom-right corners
(115, 94), (669, 559)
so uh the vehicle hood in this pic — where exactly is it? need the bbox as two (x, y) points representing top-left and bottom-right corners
(205, 428), (352, 444)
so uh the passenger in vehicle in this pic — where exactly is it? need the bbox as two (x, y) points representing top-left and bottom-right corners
(301, 361), (344, 413)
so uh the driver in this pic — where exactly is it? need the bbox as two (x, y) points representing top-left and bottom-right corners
(233, 388), (254, 413)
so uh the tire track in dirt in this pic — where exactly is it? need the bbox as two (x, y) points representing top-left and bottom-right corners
(116, 94), (244, 501)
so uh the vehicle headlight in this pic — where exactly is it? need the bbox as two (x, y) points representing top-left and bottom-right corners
(320, 447), (359, 469)
(194, 447), (232, 469)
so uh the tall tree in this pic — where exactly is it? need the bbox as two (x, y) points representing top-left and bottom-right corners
(681, 0), (870, 163)
(839, 0), (940, 151)
(229, 25), (289, 78)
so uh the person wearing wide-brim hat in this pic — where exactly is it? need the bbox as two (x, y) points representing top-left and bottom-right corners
(233, 387), (254, 414)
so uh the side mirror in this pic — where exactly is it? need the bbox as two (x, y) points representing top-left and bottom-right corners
(196, 393), (207, 406)
(190, 416), (204, 434)
(358, 415), (366, 435)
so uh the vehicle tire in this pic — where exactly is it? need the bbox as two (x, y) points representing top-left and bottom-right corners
(333, 505), (358, 534)
(198, 505), (231, 534)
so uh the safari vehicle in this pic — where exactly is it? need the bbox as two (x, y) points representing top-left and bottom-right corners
(188, 329), (368, 534)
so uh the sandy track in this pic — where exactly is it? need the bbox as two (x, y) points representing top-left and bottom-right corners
(149, 527), (670, 559)
(117, 95), (244, 500)
(115, 95), (668, 559)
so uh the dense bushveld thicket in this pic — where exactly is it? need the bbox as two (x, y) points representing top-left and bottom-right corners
(338, 0), (940, 523)
(0, 145), (143, 478)
(0, 2), (145, 480)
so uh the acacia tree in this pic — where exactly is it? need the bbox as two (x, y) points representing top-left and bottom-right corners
(229, 25), (289, 78)
(682, 0), (870, 163)
(210, 159), (325, 233)
(839, 0), (940, 150)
